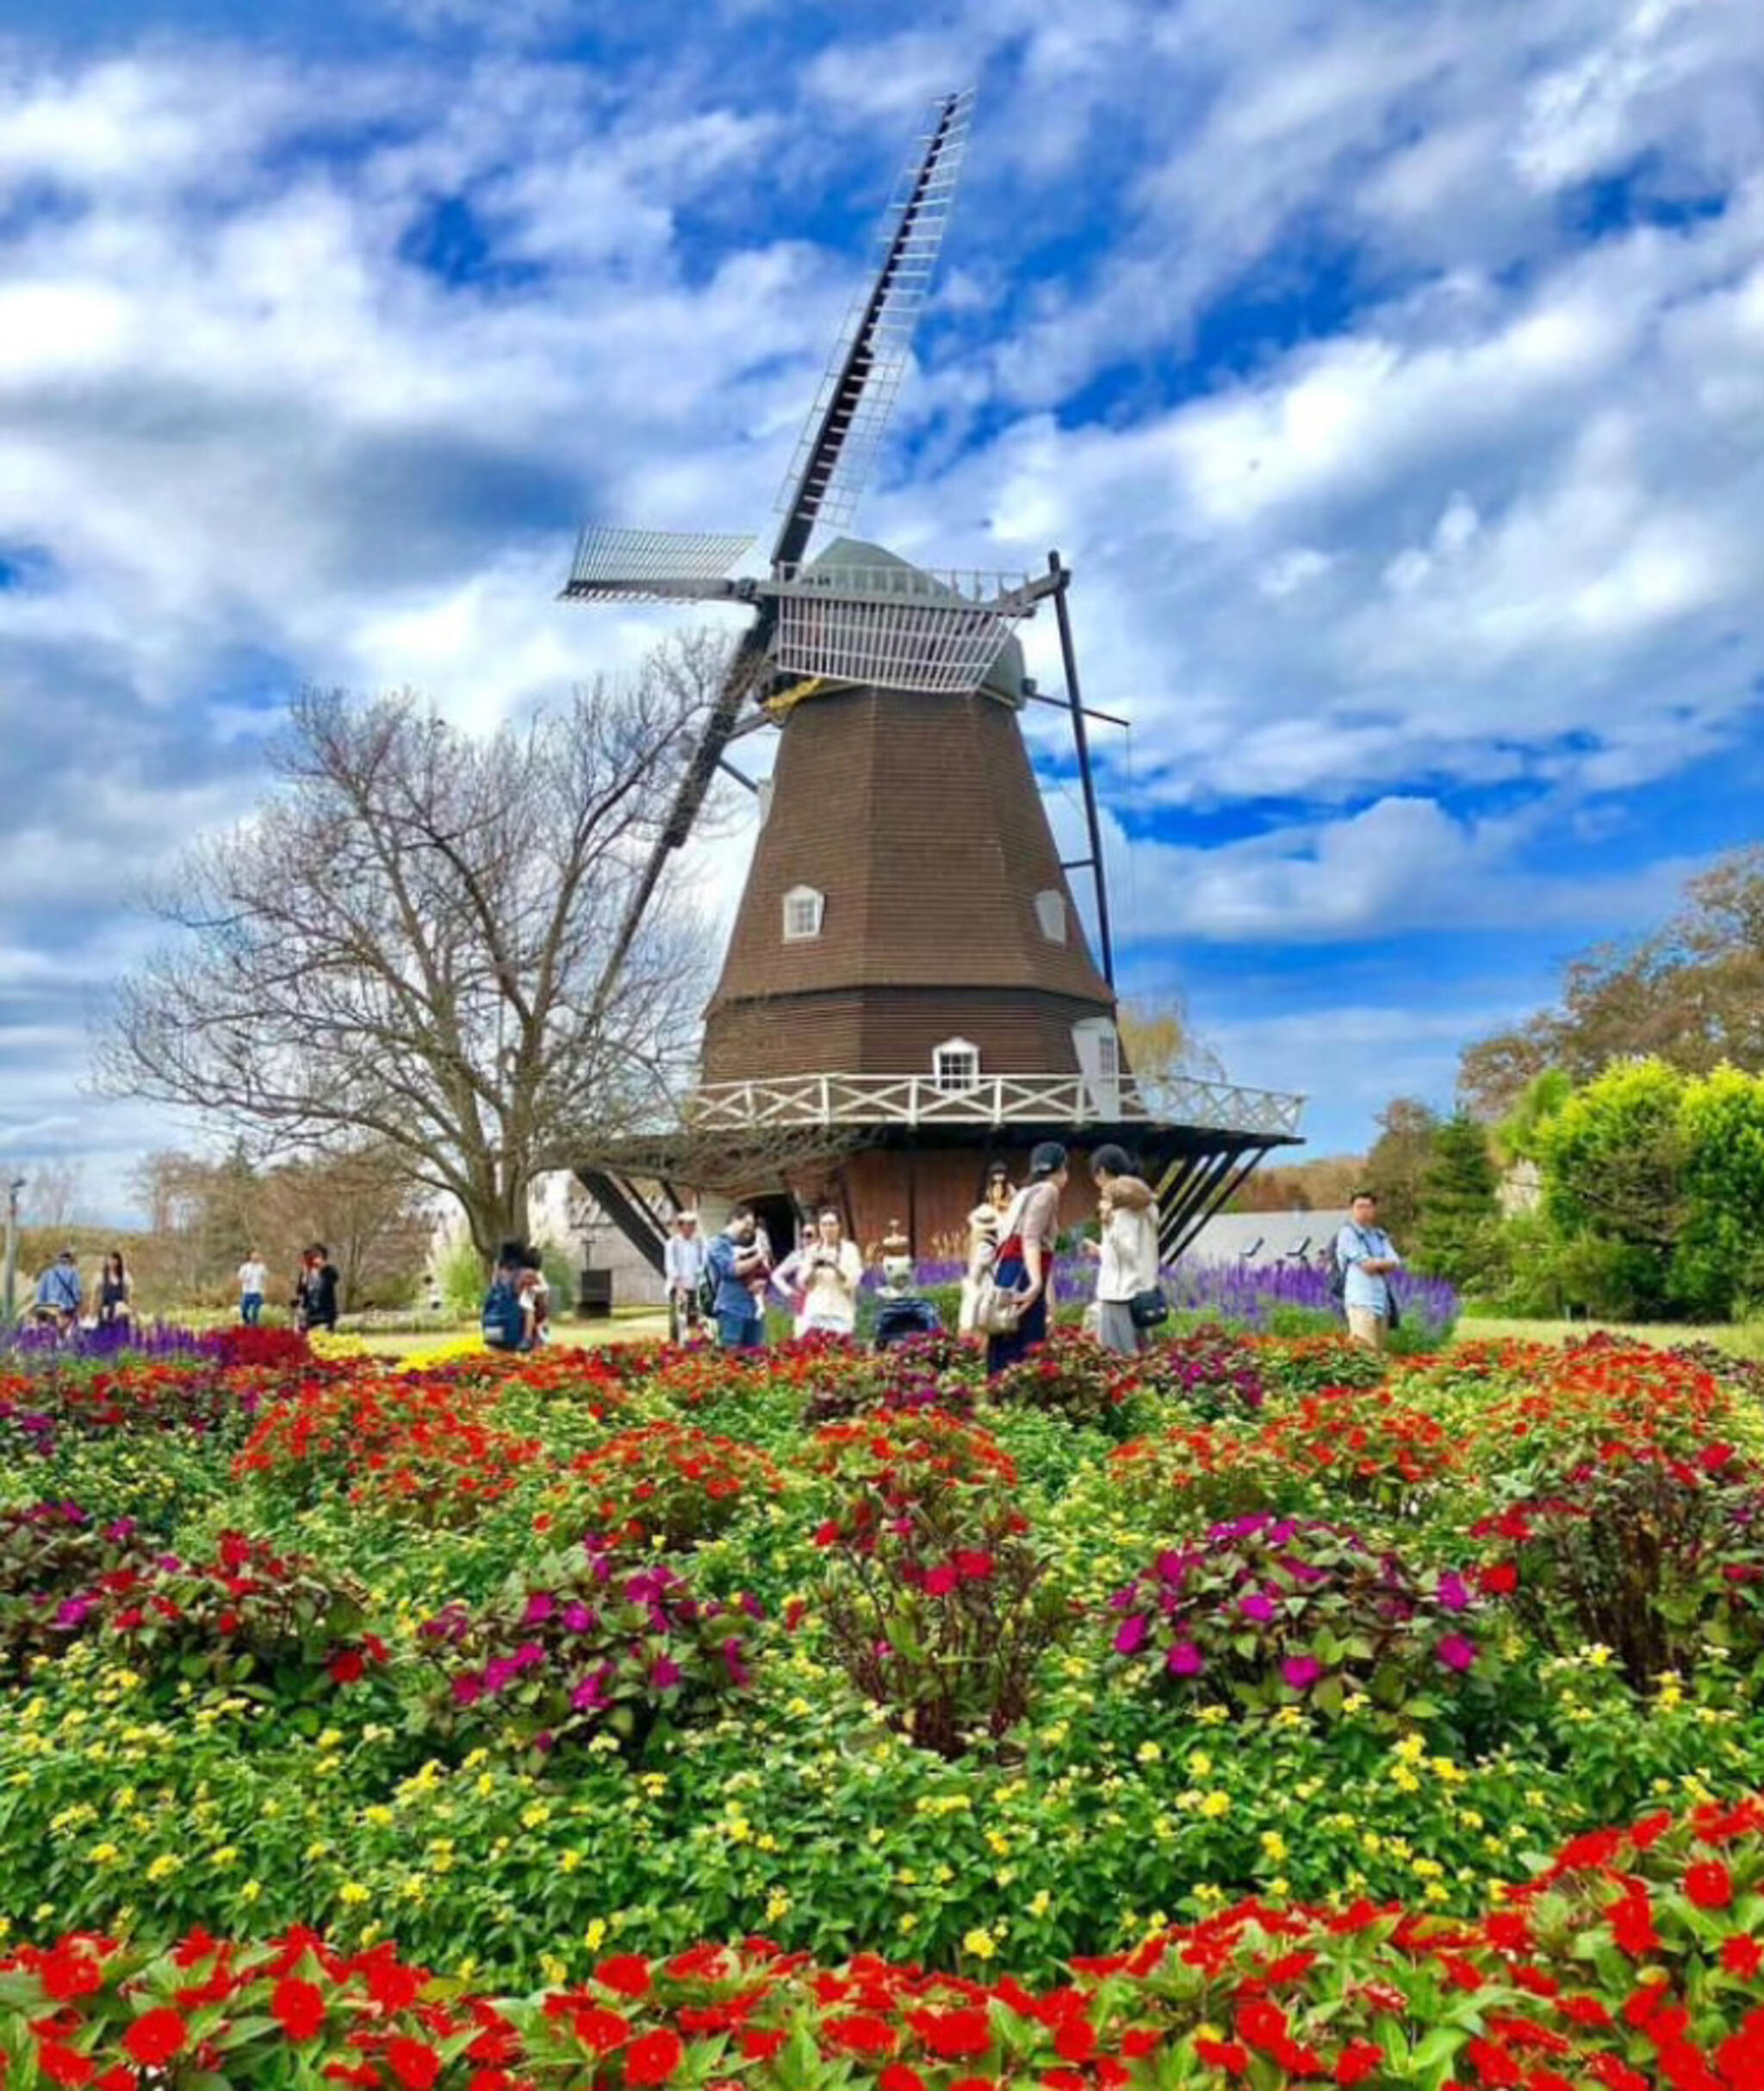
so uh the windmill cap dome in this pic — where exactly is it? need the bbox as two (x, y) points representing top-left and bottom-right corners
(803, 536), (1028, 703)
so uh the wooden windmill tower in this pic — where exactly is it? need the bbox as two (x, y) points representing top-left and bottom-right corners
(563, 93), (1302, 1263)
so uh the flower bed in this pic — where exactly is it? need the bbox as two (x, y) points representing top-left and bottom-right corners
(1, 1317), (1762, 2050)
(4, 1798), (1762, 2088)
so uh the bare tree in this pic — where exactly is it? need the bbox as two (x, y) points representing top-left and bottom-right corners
(100, 639), (730, 1264)
(23, 1160), (83, 1232)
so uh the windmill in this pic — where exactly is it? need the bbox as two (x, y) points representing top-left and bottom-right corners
(562, 90), (1303, 1269)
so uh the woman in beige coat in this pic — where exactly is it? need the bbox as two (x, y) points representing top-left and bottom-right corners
(1084, 1144), (1161, 1355)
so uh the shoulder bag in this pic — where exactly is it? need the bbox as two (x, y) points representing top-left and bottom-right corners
(972, 1188), (1033, 1337)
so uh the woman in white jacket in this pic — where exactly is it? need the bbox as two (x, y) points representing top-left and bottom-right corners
(775, 1207), (865, 1337)
(1084, 1144), (1161, 1355)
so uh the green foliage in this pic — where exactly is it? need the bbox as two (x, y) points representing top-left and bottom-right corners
(437, 1232), (488, 1317)
(1412, 1113), (1501, 1288)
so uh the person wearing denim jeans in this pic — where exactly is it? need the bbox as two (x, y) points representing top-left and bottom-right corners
(705, 1205), (768, 1350)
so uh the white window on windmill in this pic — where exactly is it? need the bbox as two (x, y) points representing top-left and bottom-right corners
(782, 884), (824, 941)
(1072, 1017), (1121, 1114)
(1034, 889), (1067, 943)
(933, 1037), (981, 1094)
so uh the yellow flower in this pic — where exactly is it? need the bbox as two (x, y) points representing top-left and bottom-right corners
(585, 1919), (607, 1952)
(1199, 1790), (1232, 1820)
(1136, 1740), (1162, 1765)
(1028, 1890), (1052, 1919)
(766, 1889), (792, 1923)
(1260, 1830), (1288, 1864)
(339, 1883), (371, 1907)
(146, 1853), (183, 1883)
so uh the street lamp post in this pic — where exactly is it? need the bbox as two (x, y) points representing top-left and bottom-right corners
(3, 1176), (24, 1325)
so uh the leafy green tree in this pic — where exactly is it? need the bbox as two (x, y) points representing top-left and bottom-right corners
(1535, 1059), (1687, 1317)
(1675, 1065), (1764, 1318)
(1459, 847), (1764, 1119)
(1363, 1097), (1438, 1238)
(1412, 1114), (1500, 1288)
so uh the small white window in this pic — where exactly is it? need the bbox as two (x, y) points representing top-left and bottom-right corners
(1034, 889), (1067, 942)
(1097, 1031), (1119, 1079)
(933, 1037), (981, 1093)
(783, 884), (824, 940)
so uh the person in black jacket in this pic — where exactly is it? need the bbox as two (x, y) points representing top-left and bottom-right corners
(295, 1244), (340, 1332)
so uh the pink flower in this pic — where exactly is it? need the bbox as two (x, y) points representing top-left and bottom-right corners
(649, 1654), (683, 1690)
(563, 1601), (596, 1632)
(1114, 1614), (1149, 1656)
(1280, 1654), (1322, 1690)
(1239, 1592), (1276, 1623)
(451, 1672), (484, 1705)
(523, 1592), (556, 1626)
(1436, 1633), (1477, 1672)
(1166, 1641), (1204, 1677)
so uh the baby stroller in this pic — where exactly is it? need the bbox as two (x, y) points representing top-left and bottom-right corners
(873, 1294), (942, 1350)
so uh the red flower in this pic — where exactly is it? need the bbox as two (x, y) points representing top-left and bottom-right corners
(1194, 2037), (1250, 2072)
(1685, 1860), (1733, 1911)
(1479, 1560), (1519, 1595)
(954, 1550), (996, 1581)
(122, 2010), (188, 2069)
(385, 2037), (443, 2090)
(823, 2015), (898, 2057)
(38, 2045), (94, 2088)
(909, 2007), (991, 2060)
(596, 1954), (653, 2001)
(879, 2068), (926, 2091)
(1721, 1934), (1764, 1978)
(1053, 2020), (1096, 2064)
(328, 1650), (366, 1685)
(272, 1976), (326, 2041)
(1609, 1887), (1661, 1957)
(40, 1945), (104, 2002)
(1336, 2040), (1383, 2085)
(923, 1562), (960, 1597)
(625, 2030), (686, 2087)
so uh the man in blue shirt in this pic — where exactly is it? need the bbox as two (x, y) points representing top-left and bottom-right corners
(1335, 1191), (1402, 1350)
(705, 1205), (769, 1350)
(34, 1248), (84, 1328)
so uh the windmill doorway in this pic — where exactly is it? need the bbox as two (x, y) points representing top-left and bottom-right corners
(748, 1192), (803, 1267)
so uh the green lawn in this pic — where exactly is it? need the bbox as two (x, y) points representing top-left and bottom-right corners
(1454, 1312), (1764, 1359)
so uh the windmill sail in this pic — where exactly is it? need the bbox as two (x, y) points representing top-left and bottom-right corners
(772, 88), (974, 567)
(586, 89), (978, 982)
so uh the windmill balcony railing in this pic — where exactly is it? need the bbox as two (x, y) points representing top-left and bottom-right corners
(682, 1070), (1305, 1140)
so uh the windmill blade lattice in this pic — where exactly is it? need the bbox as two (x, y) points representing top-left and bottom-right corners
(565, 527), (755, 602)
(771, 563), (1036, 694)
(773, 89), (974, 562)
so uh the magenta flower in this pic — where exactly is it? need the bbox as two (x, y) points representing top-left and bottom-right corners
(1114, 1613), (1150, 1657)
(1166, 1641), (1204, 1676)
(450, 1672), (484, 1706)
(562, 1601), (596, 1633)
(649, 1654), (684, 1690)
(1280, 1654), (1322, 1690)
(1436, 1572), (1471, 1613)
(1239, 1592), (1276, 1623)
(523, 1592), (556, 1626)
(1436, 1634), (1477, 1672)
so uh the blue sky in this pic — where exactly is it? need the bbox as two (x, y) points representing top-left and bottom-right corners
(2, 0), (1762, 1219)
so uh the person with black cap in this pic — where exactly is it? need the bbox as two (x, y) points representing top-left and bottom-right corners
(985, 1141), (1068, 1376)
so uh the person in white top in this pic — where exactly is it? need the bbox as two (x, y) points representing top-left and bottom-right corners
(1084, 1143), (1162, 1356)
(959, 1163), (1016, 1334)
(773, 1207), (865, 1337)
(238, 1250), (269, 1327)
(662, 1211), (707, 1344)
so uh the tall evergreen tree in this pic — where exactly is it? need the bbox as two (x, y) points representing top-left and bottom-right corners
(1413, 1114), (1500, 1286)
